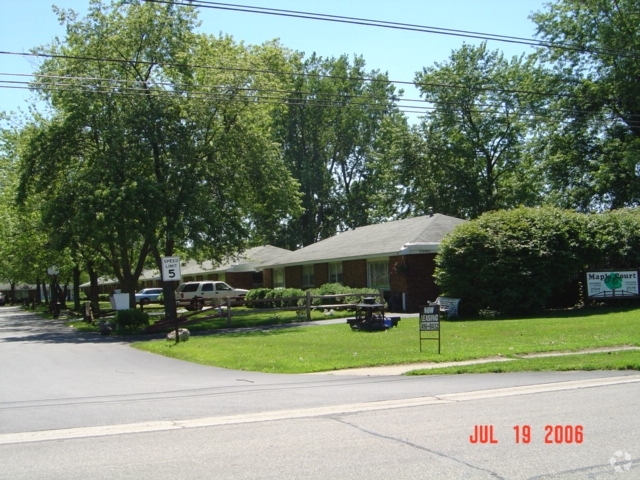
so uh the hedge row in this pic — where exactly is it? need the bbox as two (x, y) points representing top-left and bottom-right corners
(244, 283), (378, 309)
(435, 207), (640, 316)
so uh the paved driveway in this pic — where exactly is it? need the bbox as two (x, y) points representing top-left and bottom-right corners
(2, 306), (640, 479)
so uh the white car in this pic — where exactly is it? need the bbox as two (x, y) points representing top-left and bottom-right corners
(176, 281), (248, 310)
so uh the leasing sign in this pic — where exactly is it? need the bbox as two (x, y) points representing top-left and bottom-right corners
(586, 271), (639, 299)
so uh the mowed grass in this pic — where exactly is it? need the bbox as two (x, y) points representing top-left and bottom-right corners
(406, 350), (640, 375)
(132, 306), (640, 374)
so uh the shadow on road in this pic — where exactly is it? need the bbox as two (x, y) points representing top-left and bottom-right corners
(0, 306), (124, 345)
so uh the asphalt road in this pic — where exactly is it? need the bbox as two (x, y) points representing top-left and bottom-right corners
(0, 306), (639, 479)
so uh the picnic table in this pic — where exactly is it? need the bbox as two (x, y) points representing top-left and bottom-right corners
(346, 297), (400, 332)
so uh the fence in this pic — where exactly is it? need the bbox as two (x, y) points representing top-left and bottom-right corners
(240, 290), (385, 321)
(176, 290), (385, 327)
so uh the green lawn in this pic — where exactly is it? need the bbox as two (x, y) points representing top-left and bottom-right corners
(406, 350), (640, 375)
(132, 306), (640, 374)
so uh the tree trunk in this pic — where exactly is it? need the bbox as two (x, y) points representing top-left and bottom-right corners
(87, 261), (101, 313)
(73, 265), (81, 311)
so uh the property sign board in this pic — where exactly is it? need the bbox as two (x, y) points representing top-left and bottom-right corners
(585, 270), (639, 299)
(419, 304), (441, 353)
(420, 304), (441, 331)
(161, 256), (182, 282)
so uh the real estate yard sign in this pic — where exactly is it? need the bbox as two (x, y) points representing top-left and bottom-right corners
(586, 271), (639, 299)
(419, 304), (441, 354)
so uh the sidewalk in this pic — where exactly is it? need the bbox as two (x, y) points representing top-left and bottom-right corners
(312, 346), (640, 376)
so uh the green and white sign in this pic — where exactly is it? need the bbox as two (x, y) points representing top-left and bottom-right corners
(586, 271), (639, 299)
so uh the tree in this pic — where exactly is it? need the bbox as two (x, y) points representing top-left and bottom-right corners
(435, 207), (589, 316)
(531, 0), (640, 211)
(272, 54), (401, 248)
(0, 118), (58, 304)
(17, 0), (301, 305)
(411, 43), (546, 218)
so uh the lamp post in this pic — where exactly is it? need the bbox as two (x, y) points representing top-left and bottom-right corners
(47, 266), (60, 318)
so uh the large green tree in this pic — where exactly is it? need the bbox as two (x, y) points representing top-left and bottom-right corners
(410, 43), (547, 218)
(0, 118), (76, 305)
(272, 54), (401, 248)
(531, 0), (640, 211)
(17, 0), (301, 305)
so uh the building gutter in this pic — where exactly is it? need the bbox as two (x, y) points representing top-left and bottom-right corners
(398, 242), (440, 255)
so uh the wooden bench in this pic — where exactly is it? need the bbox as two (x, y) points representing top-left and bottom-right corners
(435, 297), (461, 318)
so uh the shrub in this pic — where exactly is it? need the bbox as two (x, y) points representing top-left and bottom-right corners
(435, 207), (587, 316)
(244, 288), (271, 308)
(244, 288), (304, 308)
(245, 285), (378, 309)
(308, 284), (378, 307)
(265, 288), (305, 308)
(435, 206), (640, 317)
(114, 308), (149, 333)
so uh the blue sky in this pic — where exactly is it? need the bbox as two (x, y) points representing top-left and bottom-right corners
(0, 0), (547, 122)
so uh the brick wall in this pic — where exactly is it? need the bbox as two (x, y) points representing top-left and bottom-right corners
(225, 272), (255, 291)
(263, 268), (273, 289)
(405, 253), (439, 311)
(314, 263), (329, 287)
(286, 265), (302, 288)
(343, 259), (367, 288)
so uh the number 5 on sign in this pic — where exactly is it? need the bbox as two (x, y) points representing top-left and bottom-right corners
(162, 256), (182, 281)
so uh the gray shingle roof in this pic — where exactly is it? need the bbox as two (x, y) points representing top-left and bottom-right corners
(169, 245), (293, 277)
(263, 214), (465, 267)
(80, 245), (292, 287)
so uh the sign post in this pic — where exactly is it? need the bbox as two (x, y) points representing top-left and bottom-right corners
(161, 257), (182, 343)
(419, 304), (441, 353)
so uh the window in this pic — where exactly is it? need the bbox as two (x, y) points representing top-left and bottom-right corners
(302, 265), (315, 287)
(178, 283), (199, 293)
(367, 260), (389, 289)
(329, 262), (343, 284)
(273, 268), (285, 288)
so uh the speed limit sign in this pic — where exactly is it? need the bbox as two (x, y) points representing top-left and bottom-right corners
(161, 256), (182, 281)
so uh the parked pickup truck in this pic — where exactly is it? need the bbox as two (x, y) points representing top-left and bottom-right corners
(175, 281), (249, 310)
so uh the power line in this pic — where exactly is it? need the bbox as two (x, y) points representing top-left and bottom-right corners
(147, 0), (639, 59)
(0, 0), (631, 104)
(2, 61), (638, 129)
(0, 1), (636, 127)
(0, 48), (414, 87)
(2, 75), (637, 129)
(0, 71), (558, 109)
(0, 49), (575, 102)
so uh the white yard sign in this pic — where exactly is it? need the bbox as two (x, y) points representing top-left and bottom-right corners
(161, 256), (182, 282)
(586, 271), (638, 299)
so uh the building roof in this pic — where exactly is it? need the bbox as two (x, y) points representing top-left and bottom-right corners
(178, 245), (291, 276)
(263, 214), (465, 267)
(80, 245), (291, 287)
